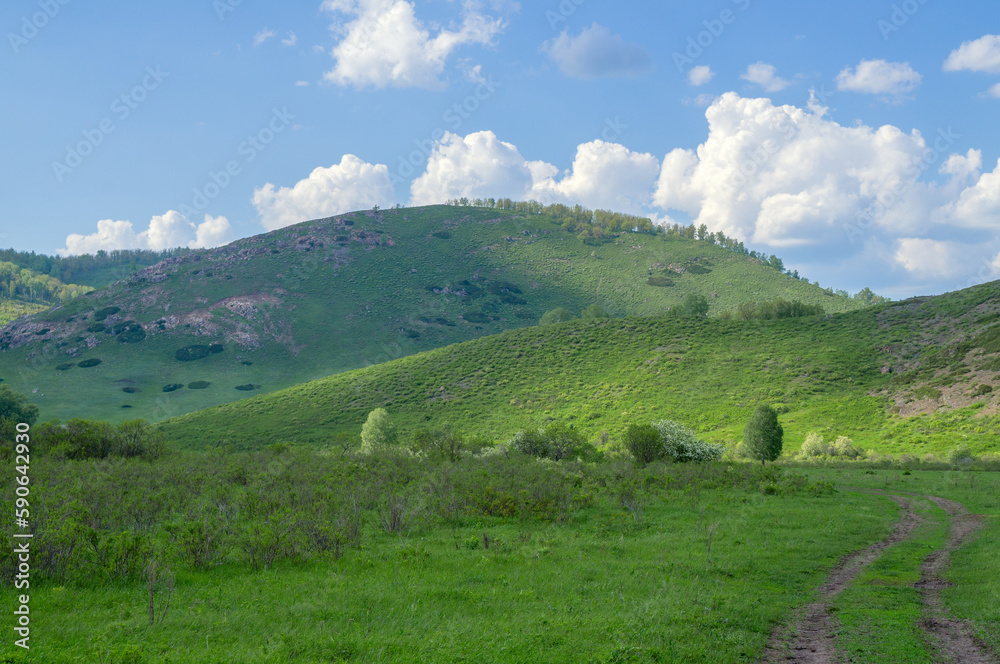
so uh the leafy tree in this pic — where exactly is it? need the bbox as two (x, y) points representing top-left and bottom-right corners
(580, 304), (609, 319)
(623, 424), (661, 465)
(0, 385), (39, 444)
(672, 293), (709, 318)
(360, 408), (397, 453)
(743, 405), (783, 465)
(540, 308), (574, 325)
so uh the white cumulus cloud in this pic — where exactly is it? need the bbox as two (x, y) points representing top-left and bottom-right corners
(944, 34), (1000, 73)
(894, 238), (966, 278)
(688, 65), (714, 86)
(652, 92), (931, 247)
(835, 59), (922, 96)
(322, 0), (505, 89)
(409, 131), (540, 205)
(543, 23), (652, 80)
(252, 155), (396, 231)
(59, 213), (234, 256)
(740, 62), (790, 92)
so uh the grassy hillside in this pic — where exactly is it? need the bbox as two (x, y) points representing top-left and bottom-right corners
(158, 280), (1000, 456)
(0, 205), (865, 424)
(0, 299), (45, 326)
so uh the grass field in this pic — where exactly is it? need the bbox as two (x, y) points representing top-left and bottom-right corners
(2, 447), (997, 664)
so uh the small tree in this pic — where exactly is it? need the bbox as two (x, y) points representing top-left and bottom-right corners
(623, 424), (661, 465)
(743, 404), (783, 465)
(581, 304), (609, 320)
(540, 308), (574, 325)
(360, 408), (397, 453)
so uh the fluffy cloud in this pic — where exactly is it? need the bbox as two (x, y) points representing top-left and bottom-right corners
(408, 131), (659, 214)
(987, 82), (1000, 98)
(322, 0), (505, 89)
(941, 158), (1000, 228)
(60, 213), (234, 256)
(894, 239), (966, 278)
(409, 131), (539, 205)
(252, 155), (396, 230)
(740, 62), (790, 92)
(530, 141), (660, 214)
(543, 23), (652, 79)
(944, 34), (1000, 73)
(652, 92), (932, 247)
(835, 59), (922, 96)
(688, 65), (714, 86)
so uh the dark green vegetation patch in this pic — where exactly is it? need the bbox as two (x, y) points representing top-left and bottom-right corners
(87, 323), (107, 333)
(77, 358), (102, 368)
(116, 323), (146, 344)
(432, 231), (451, 239)
(647, 275), (674, 287)
(162, 384), (184, 393)
(463, 312), (491, 324)
(34, 328), (50, 335)
(93, 306), (121, 321)
(175, 343), (224, 362)
(55, 363), (74, 371)
(235, 384), (260, 391)
(122, 387), (139, 394)
(188, 381), (211, 389)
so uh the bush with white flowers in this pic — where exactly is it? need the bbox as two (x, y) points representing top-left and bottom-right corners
(652, 419), (724, 462)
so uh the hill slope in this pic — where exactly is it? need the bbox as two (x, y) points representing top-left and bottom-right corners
(158, 281), (1000, 456)
(1, 205), (867, 424)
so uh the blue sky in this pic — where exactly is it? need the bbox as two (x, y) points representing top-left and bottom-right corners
(2, 0), (999, 298)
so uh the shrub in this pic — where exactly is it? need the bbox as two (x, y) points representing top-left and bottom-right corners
(175, 344), (224, 362)
(235, 384), (259, 391)
(831, 436), (862, 459)
(947, 444), (975, 465)
(540, 308), (574, 325)
(464, 312), (491, 324)
(55, 363), (74, 371)
(360, 408), (397, 453)
(798, 432), (828, 458)
(652, 420), (724, 462)
(77, 358), (102, 368)
(743, 405), (783, 464)
(506, 423), (595, 461)
(623, 424), (661, 464)
(116, 323), (146, 344)
(93, 306), (120, 321)
(162, 384), (183, 393)
(188, 381), (211, 390)
(646, 276), (673, 287)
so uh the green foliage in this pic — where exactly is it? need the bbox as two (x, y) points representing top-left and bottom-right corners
(0, 260), (93, 306)
(188, 381), (211, 390)
(646, 275), (673, 287)
(360, 408), (397, 452)
(670, 293), (709, 318)
(505, 422), (594, 461)
(580, 303), (609, 319)
(540, 307), (574, 325)
(163, 384), (184, 393)
(733, 298), (825, 320)
(175, 344), (223, 362)
(77, 358), (102, 368)
(31, 418), (165, 460)
(623, 424), (661, 464)
(93, 306), (121, 321)
(743, 405), (784, 464)
(0, 385), (39, 443)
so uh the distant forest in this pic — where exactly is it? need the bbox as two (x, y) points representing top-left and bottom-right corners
(0, 261), (93, 304)
(445, 198), (890, 306)
(0, 247), (189, 290)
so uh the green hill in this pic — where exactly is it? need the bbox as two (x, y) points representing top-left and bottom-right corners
(0, 204), (868, 424)
(157, 280), (1000, 457)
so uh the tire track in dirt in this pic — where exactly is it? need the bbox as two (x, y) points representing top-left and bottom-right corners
(915, 494), (996, 664)
(760, 492), (920, 663)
